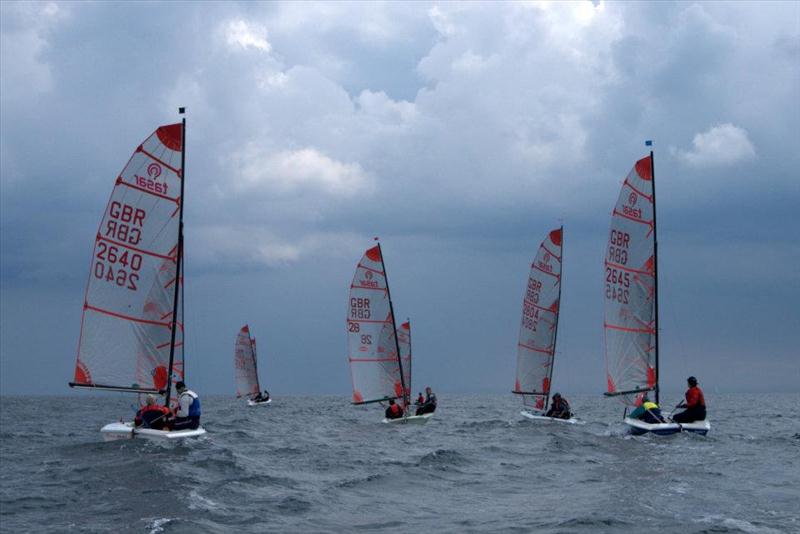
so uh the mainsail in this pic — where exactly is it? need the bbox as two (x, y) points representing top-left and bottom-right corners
(603, 155), (658, 404)
(514, 227), (563, 412)
(234, 325), (261, 398)
(71, 123), (184, 394)
(346, 244), (404, 405)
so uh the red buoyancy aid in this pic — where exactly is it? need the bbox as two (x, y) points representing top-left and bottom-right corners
(685, 386), (705, 408)
(390, 404), (402, 416)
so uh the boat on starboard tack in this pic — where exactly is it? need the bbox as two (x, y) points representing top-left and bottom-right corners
(346, 241), (432, 425)
(513, 227), (580, 425)
(603, 149), (710, 436)
(234, 325), (272, 406)
(69, 112), (206, 441)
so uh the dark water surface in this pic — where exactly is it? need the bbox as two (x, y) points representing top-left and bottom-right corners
(1, 393), (798, 533)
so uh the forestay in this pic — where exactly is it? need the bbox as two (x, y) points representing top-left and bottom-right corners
(234, 325), (260, 398)
(514, 228), (563, 412)
(347, 245), (403, 404)
(72, 124), (184, 393)
(604, 155), (657, 404)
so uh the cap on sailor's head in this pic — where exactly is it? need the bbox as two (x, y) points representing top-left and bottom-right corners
(175, 381), (186, 391)
(553, 392), (561, 398)
(687, 376), (698, 385)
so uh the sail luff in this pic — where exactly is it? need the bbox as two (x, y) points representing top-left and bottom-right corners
(650, 150), (660, 405)
(544, 225), (564, 413)
(164, 116), (186, 408)
(378, 242), (408, 409)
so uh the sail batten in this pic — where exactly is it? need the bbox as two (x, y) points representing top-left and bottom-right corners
(515, 228), (563, 413)
(72, 123), (184, 395)
(603, 155), (657, 405)
(347, 245), (404, 405)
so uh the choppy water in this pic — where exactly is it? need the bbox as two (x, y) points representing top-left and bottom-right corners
(1, 393), (798, 533)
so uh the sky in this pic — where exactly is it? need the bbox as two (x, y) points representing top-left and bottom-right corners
(1, 1), (798, 398)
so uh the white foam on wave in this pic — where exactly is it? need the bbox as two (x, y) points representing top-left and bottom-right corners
(146, 517), (173, 533)
(697, 514), (783, 534)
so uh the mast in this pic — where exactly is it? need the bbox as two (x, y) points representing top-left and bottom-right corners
(377, 241), (409, 409)
(650, 148), (659, 405)
(164, 108), (186, 407)
(544, 225), (564, 413)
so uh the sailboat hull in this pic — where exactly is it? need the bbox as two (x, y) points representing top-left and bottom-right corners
(382, 413), (434, 425)
(520, 410), (582, 425)
(100, 421), (207, 441)
(247, 398), (272, 407)
(623, 417), (710, 436)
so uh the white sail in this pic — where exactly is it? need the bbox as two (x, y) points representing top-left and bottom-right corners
(72, 123), (184, 393)
(346, 244), (404, 404)
(234, 325), (260, 398)
(514, 228), (563, 412)
(398, 320), (412, 402)
(604, 155), (657, 403)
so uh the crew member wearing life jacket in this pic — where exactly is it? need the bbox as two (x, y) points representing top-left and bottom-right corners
(545, 393), (571, 419)
(385, 398), (404, 420)
(673, 376), (706, 423)
(172, 381), (201, 430)
(134, 394), (170, 430)
(629, 395), (665, 424)
(415, 392), (425, 406)
(253, 390), (270, 403)
(415, 386), (437, 416)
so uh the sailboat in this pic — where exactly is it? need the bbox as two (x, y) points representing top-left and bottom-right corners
(69, 112), (206, 441)
(234, 325), (271, 406)
(603, 150), (710, 436)
(513, 227), (578, 424)
(346, 241), (432, 425)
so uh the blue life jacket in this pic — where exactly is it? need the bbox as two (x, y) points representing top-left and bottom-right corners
(181, 390), (201, 417)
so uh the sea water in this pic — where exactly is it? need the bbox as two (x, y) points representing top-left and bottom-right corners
(1, 393), (798, 533)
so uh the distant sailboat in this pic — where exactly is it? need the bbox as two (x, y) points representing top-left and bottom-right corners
(235, 325), (271, 406)
(513, 227), (578, 424)
(603, 151), (709, 435)
(69, 113), (206, 440)
(346, 241), (431, 425)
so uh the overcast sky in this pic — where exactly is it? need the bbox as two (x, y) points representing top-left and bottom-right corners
(1, 1), (798, 397)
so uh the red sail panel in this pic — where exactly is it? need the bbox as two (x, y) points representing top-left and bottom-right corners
(603, 156), (657, 404)
(73, 124), (183, 392)
(514, 228), (562, 412)
(346, 245), (403, 404)
(234, 325), (261, 398)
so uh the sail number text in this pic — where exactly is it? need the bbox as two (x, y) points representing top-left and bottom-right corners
(349, 297), (371, 319)
(607, 230), (630, 265)
(94, 201), (148, 291)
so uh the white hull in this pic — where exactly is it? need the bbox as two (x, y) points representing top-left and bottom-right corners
(247, 398), (272, 407)
(100, 421), (207, 441)
(382, 413), (434, 425)
(520, 410), (582, 425)
(623, 417), (710, 436)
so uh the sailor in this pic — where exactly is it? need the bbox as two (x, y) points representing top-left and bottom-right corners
(134, 394), (170, 430)
(415, 386), (437, 416)
(253, 390), (270, 403)
(171, 381), (201, 430)
(673, 376), (706, 423)
(545, 393), (571, 419)
(262, 390), (270, 401)
(415, 392), (425, 406)
(629, 395), (664, 424)
(385, 398), (404, 420)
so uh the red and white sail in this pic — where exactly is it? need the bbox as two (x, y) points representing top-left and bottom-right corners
(604, 155), (657, 403)
(346, 244), (404, 404)
(514, 228), (563, 412)
(398, 320), (412, 401)
(72, 123), (184, 393)
(234, 325), (261, 398)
